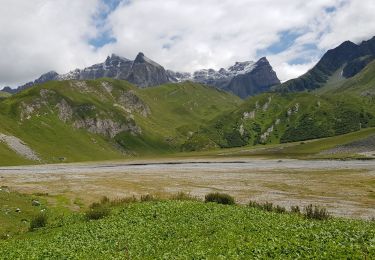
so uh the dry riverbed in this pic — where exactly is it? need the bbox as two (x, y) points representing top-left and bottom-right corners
(0, 158), (374, 219)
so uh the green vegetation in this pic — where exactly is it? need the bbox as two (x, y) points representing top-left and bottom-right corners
(304, 204), (331, 220)
(0, 187), (46, 237)
(248, 200), (286, 213)
(29, 212), (48, 231)
(196, 127), (375, 159)
(0, 58), (374, 166)
(184, 91), (375, 151)
(0, 199), (374, 259)
(204, 192), (235, 205)
(0, 79), (241, 165)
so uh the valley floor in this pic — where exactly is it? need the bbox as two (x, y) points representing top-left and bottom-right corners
(1, 158), (374, 219)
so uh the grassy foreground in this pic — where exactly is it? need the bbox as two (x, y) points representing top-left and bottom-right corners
(1, 200), (374, 259)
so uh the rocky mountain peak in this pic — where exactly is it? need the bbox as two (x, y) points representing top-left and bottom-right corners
(105, 54), (131, 67)
(133, 52), (164, 69)
(128, 52), (169, 87)
(257, 57), (269, 63)
(134, 52), (145, 62)
(9, 51), (279, 98)
(224, 57), (280, 98)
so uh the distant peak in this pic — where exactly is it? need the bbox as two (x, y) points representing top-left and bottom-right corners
(106, 54), (130, 63)
(338, 40), (357, 48)
(134, 52), (146, 63)
(256, 57), (270, 64)
(44, 71), (59, 76)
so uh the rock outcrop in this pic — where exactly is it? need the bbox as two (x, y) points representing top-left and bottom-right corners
(73, 118), (141, 138)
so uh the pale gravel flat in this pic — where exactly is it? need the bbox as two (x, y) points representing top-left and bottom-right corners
(0, 158), (374, 219)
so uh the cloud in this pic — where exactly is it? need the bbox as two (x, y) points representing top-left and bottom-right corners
(1, 0), (375, 86)
(0, 0), (105, 86)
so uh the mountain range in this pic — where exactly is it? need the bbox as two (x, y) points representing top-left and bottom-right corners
(2, 53), (280, 99)
(0, 36), (374, 165)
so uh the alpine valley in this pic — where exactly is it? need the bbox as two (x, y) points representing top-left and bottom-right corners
(0, 36), (375, 165)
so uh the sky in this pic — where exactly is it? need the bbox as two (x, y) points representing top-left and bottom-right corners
(1, 0), (375, 87)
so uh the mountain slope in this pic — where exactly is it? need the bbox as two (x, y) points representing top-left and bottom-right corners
(323, 59), (375, 96)
(277, 36), (375, 93)
(184, 61), (375, 151)
(0, 79), (241, 165)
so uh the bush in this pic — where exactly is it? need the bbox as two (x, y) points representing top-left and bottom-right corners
(248, 201), (285, 213)
(170, 192), (200, 201)
(140, 194), (158, 202)
(30, 212), (48, 231)
(205, 192), (235, 205)
(262, 202), (274, 212)
(86, 198), (111, 220)
(85, 206), (110, 220)
(304, 204), (330, 220)
(291, 205), (301, 214)
(274, 205), (286, 214)
(110, 196), (138, 206)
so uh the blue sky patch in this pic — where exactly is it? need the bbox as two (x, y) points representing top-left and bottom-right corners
(89, 0), (127, 48)
(258, 30), (303, 56)
(325, 6), (337, 13)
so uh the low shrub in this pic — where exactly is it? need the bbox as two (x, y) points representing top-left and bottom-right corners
(205, 192), (235, 205)
(86, 198), (111, 220)
(304, 204), (330, 220)
(100, 196), (110, 204)
(170, 192), (200, 201)
(248, 201), (285, 213)
(291, 205), (301, 214)
(140, 194), (157, 202)
(248, 200), (262, 209)
(85, 206), (110, 220)
(110, 196), (138, 206)
(274, 205), (287, 214)
(30, 212), (48, 231)
(262, 202), (274, 212)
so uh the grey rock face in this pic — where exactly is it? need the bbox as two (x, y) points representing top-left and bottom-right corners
(225, 57), (280, 98)
(118, 90), (151, 117)
(56, 99), (73, 122)
(18, 71), (59, 93)
(10, 52), (280, 98)
(127, 52), (170, 88)
(73, 118), (141, 138)
(57, 53), (170, 88)
(168, 58), (280, 98)
(60, 54), (133, 81)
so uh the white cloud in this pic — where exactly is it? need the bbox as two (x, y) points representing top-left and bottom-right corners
(107, 0), (340, 74)
(0, 0), (106, 86)
(1, 0), (375, 86)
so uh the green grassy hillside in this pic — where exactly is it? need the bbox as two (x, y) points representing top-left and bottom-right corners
(323, 60), (375, 95)
(1, 200), (373, 259)
(183, 57), (375, 152)
(0, 79), (241, 165)
(183, 91), (375, 151)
